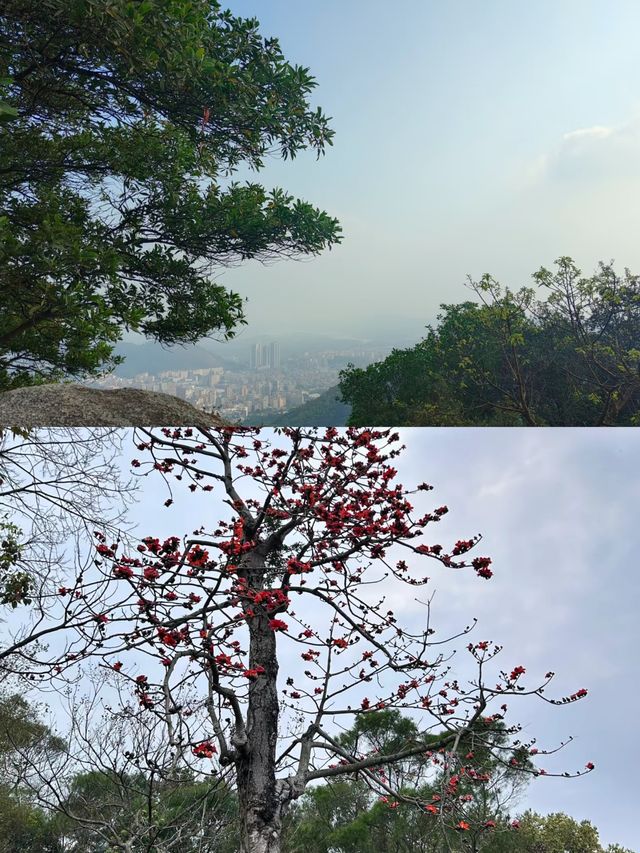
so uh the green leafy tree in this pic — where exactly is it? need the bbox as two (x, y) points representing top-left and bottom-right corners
(284, 780), (442, 853)
(286, 796), (637, 853)
(0, 691), (240, 852)
(0, 692), (65, 853)
(52, 768), (239, 852)
(482, 810), (634, 853)
(340, 258), (640, 427)
(0, 0), (341, 389)
(283, 711), (534, 853)
(0, 517), (33, 608)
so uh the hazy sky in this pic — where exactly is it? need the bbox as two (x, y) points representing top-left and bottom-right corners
(118, 427), (639, 849)
(206, 0), (640, 341)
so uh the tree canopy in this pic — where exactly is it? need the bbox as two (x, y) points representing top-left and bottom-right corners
(340, 258), (640, 427)
(0, 0), (341, 389)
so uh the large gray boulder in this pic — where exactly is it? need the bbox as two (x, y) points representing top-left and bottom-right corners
(0, 384), (228, 427)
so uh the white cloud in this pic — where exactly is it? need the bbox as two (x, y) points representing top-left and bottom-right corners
(530, 115), (640, 186)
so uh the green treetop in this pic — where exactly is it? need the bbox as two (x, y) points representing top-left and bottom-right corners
(340, 258), (640, 427)
(0, 0), (341, 389)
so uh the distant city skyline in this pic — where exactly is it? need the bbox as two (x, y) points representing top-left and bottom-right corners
(94, 336), (391, 422)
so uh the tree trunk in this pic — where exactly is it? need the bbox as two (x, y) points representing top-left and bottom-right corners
(235, 549), (283, 853)
(238, 801), (283, 853)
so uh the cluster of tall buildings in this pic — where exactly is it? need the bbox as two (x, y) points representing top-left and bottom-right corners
(249, 341), (280, 370)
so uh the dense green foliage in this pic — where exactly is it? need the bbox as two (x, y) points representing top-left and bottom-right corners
(282, 710), (533, 853)
(245, 385), (351, 426)
(56, 769), (239, 852)
(0, 517), (33, 608)
(340, 258), (640, 426)
(0, 693), (65, 852)
(0, 0), (341, 389)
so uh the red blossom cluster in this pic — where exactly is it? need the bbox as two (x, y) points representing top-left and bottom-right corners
(192, 741), (217, 758)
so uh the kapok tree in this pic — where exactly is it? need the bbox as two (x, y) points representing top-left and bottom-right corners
(28, 427), (592, 853)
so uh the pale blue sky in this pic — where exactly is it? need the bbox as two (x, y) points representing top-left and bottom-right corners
(209, 1), (640, 340)
(120, 427), (640, 849)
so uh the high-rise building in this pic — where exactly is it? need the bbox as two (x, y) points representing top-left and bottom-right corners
(250, 341), (280, 370)
(268, 341), (280, 369)
(249, 343), (261, 370)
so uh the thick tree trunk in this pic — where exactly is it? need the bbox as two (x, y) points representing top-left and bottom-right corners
(235, 549), (284, 853)
(238, 801), (283, 853)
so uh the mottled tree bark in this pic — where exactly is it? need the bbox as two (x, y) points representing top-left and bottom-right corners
(235, 550), (284, 853)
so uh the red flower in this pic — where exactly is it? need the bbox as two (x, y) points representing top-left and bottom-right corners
(452, 539), (474, 555)
(112, 661), (123, 671)
(143, 566), (160, 581)
(242, 667), (265, 679)
(188, 547), (209, 567)
(157, 628), (180, 647)
(114, 565), (134, 579)
(268, 619), (288, 632)
(472, 556), (493, 578)
(192, 741), (217, 758)
(456, 821), (470, 831)
(586, 761), (594, 770)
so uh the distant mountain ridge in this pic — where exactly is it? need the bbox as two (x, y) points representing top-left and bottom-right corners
(115, 330), (410, 371)
(113, 342), (234, 377)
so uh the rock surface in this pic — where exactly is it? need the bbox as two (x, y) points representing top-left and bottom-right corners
(0, 384), (228, 427)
